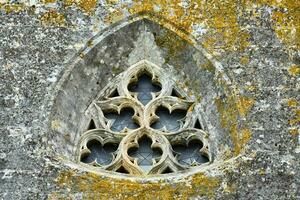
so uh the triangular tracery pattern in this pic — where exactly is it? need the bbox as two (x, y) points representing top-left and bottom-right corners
(78, 60), (211, 175)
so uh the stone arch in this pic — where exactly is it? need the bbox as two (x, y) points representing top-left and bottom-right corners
(48, 13), (249, 175)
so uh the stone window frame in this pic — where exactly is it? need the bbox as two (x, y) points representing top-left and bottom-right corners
(77, 60), (211, 175)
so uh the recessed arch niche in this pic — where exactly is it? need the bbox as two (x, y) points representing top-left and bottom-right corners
(48, 15), (240, 176)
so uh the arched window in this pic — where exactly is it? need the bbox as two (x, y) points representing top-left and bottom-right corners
(78, 60), (211, 175)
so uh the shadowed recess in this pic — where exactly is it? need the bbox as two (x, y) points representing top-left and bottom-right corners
(172, 140), (209, 166)
(87, 119), (96, 130)
(128, 74), (161, 105)
(194, 119), (202, 130)
(151, 107), (187, 131)
(161, 167), (174, 174)
(109, 89), (120, 98)
(104, 107), (140, 131)
(81, 140), (118, 165)
(128, 136), (162, 172)
(171, 89), (185, 99)
(116, 166), (129, 174)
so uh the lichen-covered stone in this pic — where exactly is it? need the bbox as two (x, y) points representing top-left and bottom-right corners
(0, 1), (299, 199)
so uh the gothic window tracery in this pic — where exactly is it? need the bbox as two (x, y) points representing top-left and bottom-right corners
(78, 60), (211, 175)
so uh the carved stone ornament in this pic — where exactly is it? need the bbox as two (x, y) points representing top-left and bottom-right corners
(77, 60), (211, 175)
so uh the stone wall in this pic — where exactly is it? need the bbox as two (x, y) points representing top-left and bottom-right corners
(0, 1), (299, 199)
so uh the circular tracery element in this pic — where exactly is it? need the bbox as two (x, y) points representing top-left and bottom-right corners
(77, 60), (211, 175)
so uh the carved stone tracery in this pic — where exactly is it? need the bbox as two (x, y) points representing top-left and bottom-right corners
(77, 60), (211, 175)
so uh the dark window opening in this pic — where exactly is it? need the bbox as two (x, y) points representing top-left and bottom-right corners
(87, 119), (96, 130)
(128, 74), (161, 105)
(151, 107), (186, 132)
(104, 107), (140, 131)
(81, 140), (118, 165)
(172, 140), (209, 165)
(128, 135), (162, 172)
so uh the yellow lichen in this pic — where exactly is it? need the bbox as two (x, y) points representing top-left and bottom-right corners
(101, 0), (251, 54)
(289, 128), (298, 136)
(289, 109), (300, 125)
(40, 10), (66, 26)
(240, 128), (252, 151)
(287, 99), (298, 107)
(253, 0), (300, 49)
(77, 0), (97, 14)
(54, 170), (220, 199)
(288, 65), (300, 76)
(215, 94), (253, 155)
(0, 3), (24, 13)
(236, 96), (255, 117)
(240, 56), (250, 65)
(43, 0), (56, 3)
(154, 30), (188, 64)
(201, 61), (216, 73)
(104, 8), (124, 24)
(63, 0), (97, 14)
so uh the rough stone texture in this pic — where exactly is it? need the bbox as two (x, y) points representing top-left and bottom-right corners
(0, 0), (299, 199)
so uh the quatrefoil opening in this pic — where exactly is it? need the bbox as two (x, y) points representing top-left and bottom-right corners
(128, 73), (161, 105)
(104, 107), (140, 132)
(172, 139), (209, 166)
(127, 135), (162, 173)
(81, 140), (119, 166)
(151, 106), (187, 132)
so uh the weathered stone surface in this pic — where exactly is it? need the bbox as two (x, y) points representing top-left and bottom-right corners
(0, 1), (299, 199)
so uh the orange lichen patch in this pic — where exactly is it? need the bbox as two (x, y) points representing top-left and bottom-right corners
(40, 10), (66, 26)
(271, 10), (300, 49)
(43, 0), (56, 3)
(228, 126), (251, 155)
(252, 0), (300, 49)
(289, 109), (300, 125)
(289, 128), (299, 136)
(0, 3), (24, 13)
(229, 126), (252, 155)
(63, 0), (97, 14)
(287, 99), (298, 107)
(215, 95), (237, 129)
(55, 170), (220, 199)
(78, 0), (97, 14)
(236, 96), (255, 117)
(288, 65), (300, 76)
(240, 128), (252, 151)
(215, 94), (253, 155)
(101, 0), (251, 53)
